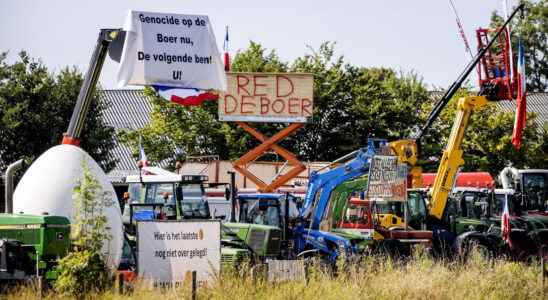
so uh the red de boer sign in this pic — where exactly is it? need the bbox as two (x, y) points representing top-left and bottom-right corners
(218, 72), (313, 123)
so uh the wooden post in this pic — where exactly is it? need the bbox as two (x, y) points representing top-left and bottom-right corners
(191, 271), (197, 300)
(37, 276), (44, 298)
(117, 272), (124, 294)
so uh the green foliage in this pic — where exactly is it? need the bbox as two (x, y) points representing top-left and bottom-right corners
(420, 88), (547, 173)
(490, 0), (547, 92)
(0, 51), (116, 171)
(54, 161), (112, 297)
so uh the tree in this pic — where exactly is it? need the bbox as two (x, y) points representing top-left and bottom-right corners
(55, 161), (112, 297)
(490, 0), (547, 92)
(287, 43), (429, 161)
(0, 51), (116, 172)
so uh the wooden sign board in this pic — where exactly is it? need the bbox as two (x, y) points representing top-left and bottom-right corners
(218, 72), (313, 123)
(366, 156), (408, 202)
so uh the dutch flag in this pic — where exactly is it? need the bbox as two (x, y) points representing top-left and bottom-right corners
(511, 39), (527, 149)
(501, 195), (512, 248)
(152, 85), (219, 106)
(223, 26), (230, 71)
(138, 136), (148, 168)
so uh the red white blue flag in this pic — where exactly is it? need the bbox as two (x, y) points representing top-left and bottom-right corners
(511, 39), (526, 149)
(138, 136), (148, 168)
(223, 26), (230, 71)
(501, 195), (512, 248)
(152, 85), (219, 106)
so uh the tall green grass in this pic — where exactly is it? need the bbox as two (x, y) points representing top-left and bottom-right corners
(5, 251), (546, 300)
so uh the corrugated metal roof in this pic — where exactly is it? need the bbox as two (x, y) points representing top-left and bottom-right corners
(99, 89), (152, 183)
(495, 93), (548, 130)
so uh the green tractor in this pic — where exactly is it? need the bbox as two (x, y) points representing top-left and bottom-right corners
(221, 193), (298, 268)
(0, 214), (70, 281)
(449, 188), (548, 259)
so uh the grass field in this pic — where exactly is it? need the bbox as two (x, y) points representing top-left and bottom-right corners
(5, 252), (547, 300)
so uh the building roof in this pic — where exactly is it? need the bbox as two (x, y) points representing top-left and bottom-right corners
(429, 91), (547, 130)
(100, 89), (151, 183)
(495, 93), (548, 130)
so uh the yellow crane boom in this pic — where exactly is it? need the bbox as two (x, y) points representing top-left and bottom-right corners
(428, 95), (487, 219)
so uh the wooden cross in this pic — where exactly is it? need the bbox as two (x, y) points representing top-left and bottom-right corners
(233, 122), (306, 192)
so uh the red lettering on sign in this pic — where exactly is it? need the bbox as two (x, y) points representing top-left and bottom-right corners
(272, 99), (285, 113)
(241, 95), (255, 114)
(301, 98), (312, 115)
(224, 95), (237, 113)
(237, 75), (251, 95)
(276, 75), (294, 97)
(288, 98), (299, 114)
(260, 97), (270, 114)
(253, 75), (268, 96)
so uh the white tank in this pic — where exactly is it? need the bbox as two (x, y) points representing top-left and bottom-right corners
(13, 145), (123, 270)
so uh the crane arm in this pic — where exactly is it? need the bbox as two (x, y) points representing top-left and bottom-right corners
(62, 29), (122, 146)
(428, 96), (487, 220)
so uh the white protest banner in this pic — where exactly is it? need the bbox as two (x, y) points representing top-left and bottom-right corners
(137, 221), (220, 288)
(117, 11), (226, 91)
(218, 72), (314, 123)
(366, 155), (407, 202)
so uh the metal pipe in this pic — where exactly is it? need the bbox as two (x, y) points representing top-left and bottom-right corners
(316, 150), (359, 173)
(228, 171), (237, 222)
(499, 166), (519, 189)
(64, 29), (121, 144)
(4, 159), (24, 213)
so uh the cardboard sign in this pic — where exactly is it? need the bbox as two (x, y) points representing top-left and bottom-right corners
(218, 73), (313, 123)
(137, 221), (220, 288)
(117, 11), (226, 91)
(366, 156), (407, 202)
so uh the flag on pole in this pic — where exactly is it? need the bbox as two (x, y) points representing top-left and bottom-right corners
(502, 0), (514, 80)
(152, 85), (219, 106)
(448, 0), (473, 58)
(501, 195), (512, 248)
(138, 136), (148, 168)
(511, 39), (527, 149)
(223, 26), (230, 71)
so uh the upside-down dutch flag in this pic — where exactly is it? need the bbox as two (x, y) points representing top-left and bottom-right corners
(152, 85), (219, 106)
(511, 39), (527, 149)
(223, 26), (230, 71)
(501, 195), (512, 248)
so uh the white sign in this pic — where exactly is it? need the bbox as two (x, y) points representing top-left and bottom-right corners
(137, 221), (220, 288)
(117, 11), (226, 91)
(218, 73), (314, 123)
(366, 155), (407, 202)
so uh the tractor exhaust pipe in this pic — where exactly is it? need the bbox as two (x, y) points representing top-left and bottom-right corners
(4, 159), (24, 213)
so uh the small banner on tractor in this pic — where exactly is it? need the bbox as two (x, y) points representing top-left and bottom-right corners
(218, 72), (314, 123)
(366, 155), (407, 202)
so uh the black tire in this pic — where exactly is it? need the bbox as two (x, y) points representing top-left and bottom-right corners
(458, 238), (496, 262)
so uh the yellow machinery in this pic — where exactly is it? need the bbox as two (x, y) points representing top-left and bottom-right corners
(390, 95), (487, 219)
(428, 96), (487, 219)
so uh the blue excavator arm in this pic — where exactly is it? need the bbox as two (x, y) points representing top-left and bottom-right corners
(300, 139), (387, 230)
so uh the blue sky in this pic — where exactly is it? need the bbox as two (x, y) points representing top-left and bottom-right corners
(0, 0), (514, 90)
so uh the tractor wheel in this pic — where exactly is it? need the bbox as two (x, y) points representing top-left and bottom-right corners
(459, 238), (496, 262)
